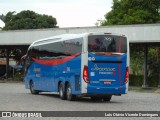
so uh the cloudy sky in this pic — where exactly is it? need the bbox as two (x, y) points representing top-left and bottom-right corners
(0, 0), (112, 28)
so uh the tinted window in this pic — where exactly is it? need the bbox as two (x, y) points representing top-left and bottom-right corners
(62, 38), (82, 55)
(31, 38), (83, 60)
(88, 35), (127, 53)
(29, 47), (39, 60)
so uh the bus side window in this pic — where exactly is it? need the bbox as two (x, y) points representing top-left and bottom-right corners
(31, 47), (39, 60)
(63, 38), (83, 55)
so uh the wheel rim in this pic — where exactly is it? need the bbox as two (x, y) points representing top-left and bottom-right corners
(30, 82), (34, 92)
(67, 86), (71, 100)
(59, 85), (63, 97)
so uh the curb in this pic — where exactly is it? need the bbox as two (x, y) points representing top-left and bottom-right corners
(129, 86), (160, 93)
(0, 80), (24, 83)
(154, 89), (160, 93)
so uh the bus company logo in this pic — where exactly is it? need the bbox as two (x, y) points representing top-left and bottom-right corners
(104, 37), (112, 42)
(91, 64), (115, 71)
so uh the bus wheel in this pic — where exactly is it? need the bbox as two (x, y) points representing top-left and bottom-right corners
(103, 95), (112, 102)
(66, 83), (76, 101)
(30, 81), (39, 94)
(59, 82), (66, 100)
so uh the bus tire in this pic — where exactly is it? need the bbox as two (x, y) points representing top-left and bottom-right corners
(103, 95), (112, 102)
(66, 83), (76, 101)
(30, 81), (39, 94)
(59, 82), (66, 100)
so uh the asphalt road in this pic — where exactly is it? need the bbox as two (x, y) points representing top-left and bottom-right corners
(0, 82), (160, 120)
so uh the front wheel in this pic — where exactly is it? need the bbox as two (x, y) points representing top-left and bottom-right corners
(30, 81), (39, 94)
(66, 83), (76, 101)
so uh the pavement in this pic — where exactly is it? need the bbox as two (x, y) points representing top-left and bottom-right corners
(0, 82), (160, 120)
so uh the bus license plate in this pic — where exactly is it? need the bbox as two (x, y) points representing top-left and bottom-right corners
(104, 81), (111, 84)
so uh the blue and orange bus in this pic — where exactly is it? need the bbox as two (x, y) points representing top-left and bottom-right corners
(24, 33), (129, 101)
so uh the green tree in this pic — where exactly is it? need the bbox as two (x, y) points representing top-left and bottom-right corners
(0, 11), (16, 23)
(102, 0), (160, 25)
(100, 0), (160, 86)
(130, 45), (144, 75)
(0, 10), (58, 30)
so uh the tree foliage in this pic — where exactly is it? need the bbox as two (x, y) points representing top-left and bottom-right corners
(148, 47), (160, 77)
(102, 0), (160, 25)
(130, 44), (144, 75)
(0, 10), (58, 30)
(101, 0), (160, 86)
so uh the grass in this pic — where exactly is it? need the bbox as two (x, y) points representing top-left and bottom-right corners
(129, 87), (160, 93)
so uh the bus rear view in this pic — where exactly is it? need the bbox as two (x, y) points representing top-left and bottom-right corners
(24, 33), (129, 101)
(84, 33), (129, 100)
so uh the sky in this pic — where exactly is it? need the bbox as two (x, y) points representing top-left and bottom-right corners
(0, 0), (112, 28)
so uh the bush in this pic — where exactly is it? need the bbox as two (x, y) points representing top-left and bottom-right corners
(148, 76), (159, 87)
(129, 75), (143, 86)
(13, 72), (23, 81)
(129, 75), (159, 87)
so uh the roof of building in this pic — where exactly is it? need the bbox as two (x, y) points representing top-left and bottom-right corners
(0, 24), (160, 45)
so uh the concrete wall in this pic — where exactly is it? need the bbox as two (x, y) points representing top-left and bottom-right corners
(0, 24), (160, 45)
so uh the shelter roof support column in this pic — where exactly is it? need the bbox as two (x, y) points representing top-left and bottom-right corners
(6, 48), (9, 80)
(142, 44), (148, 88)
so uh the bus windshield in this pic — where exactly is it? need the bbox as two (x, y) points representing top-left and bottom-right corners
(88, 35), (127, 53)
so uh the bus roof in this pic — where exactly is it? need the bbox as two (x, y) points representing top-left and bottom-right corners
(29, 33), (87, 49)
(29, 32), (126, 49)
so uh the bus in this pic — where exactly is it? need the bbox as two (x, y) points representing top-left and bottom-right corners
(24, 33), (129, 101)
